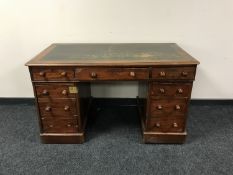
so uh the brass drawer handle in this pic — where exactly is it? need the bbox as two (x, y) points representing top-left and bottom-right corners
(67, 124), (71, 127)
(175, 105), (181, 110)
(75, 125), (78, 128)
(60, 71), (67, 76)
(64, 105), (70, 111)
(49, 125), (53, 128)
(45, 106), (51, 111)
(157, 105), (163, 110)
(39, 71), (45, 77)
(62, 89), (68, 95)
(155, 123), (160, 128)
(129, 71), (135, 77)
(177, 88), (183, 94)
(90, 72), (97, 78)
(159, 88), (165, 93)
(173, 123), (178, 128)
(159, 71), (166, 77)
(42, 89), (49, 95)
(181, 71), (188, 76)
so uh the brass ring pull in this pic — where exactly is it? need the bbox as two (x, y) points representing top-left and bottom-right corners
(67, 124), (71, 127)
(159, 71), (166, 77)
(90, 72), (97, 78)
(49, 125), (53, 128)
(177, 88), (183, 94)
(62, 89), (68, 95)
(181, 71), (188, 76)
(159, 88), (165, 93)
(175, 105), (181, 110)
(60, 71), (67, 76)
(129, 71), (135, 77)
(45, 106), (51, 111)
(42, 89), (49, 95)
(173, 123), (178, 128)
(64, 105), (70, 111)
(157, 105), (163, 110)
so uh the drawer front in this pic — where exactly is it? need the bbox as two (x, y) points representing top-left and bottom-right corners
(150, 83), (192, 98)
(35, 83), (77, 98)
(147, 117), (185, 132)
(38, 99), (78, 118)
(150, 99), (188, 116)
(42, 118), (78, 133)
(152, 66), (196, 80)
(31, 67), (74, 81)
(75, 68), (149, 80)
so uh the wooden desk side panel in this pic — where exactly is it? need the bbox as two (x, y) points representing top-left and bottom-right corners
(76, 82), (91, 132)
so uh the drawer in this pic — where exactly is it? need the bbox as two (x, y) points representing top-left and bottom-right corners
(42, 118), (78, 133)
(147, 117), (185, 133)
(152, 66), (196, 80)
(31, 67), (74, 81)
(150, 99), (188, 116)
(150, 83), (192, 98)
(75, 68), (149, 80)
(38, 99), (78, 118)
(35, 83), (77, 98)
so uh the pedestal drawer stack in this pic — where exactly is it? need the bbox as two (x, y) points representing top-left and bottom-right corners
(144, 66), (196, 143)
(30, 67), (90, 143)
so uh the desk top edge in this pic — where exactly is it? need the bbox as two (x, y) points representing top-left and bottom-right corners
(25, 43), (200, 66)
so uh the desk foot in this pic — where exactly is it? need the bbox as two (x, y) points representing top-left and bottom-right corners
(142, 131), (187, 144)
(40, 133), (85, 144)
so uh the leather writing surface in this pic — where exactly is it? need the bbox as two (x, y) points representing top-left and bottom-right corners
(26, 43), (199, 65)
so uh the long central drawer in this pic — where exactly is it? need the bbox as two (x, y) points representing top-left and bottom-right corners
(75, 68), (149, 80)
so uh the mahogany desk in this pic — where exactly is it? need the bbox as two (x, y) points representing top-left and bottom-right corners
(26, 43), (199, 144)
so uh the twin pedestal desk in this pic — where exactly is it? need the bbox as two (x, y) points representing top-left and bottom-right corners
(26, 43), (199, 144)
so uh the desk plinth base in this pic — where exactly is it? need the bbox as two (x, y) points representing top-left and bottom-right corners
(40, 133), (85, 144)
(142, 131), (187, 144)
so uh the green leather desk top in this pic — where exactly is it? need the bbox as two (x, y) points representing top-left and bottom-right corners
(26, 43), (199, 66)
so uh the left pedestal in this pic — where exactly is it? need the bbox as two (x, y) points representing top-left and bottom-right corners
(29, 66), (91, 144)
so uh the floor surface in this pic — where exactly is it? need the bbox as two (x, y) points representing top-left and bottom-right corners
(0, 103), (233, 175)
